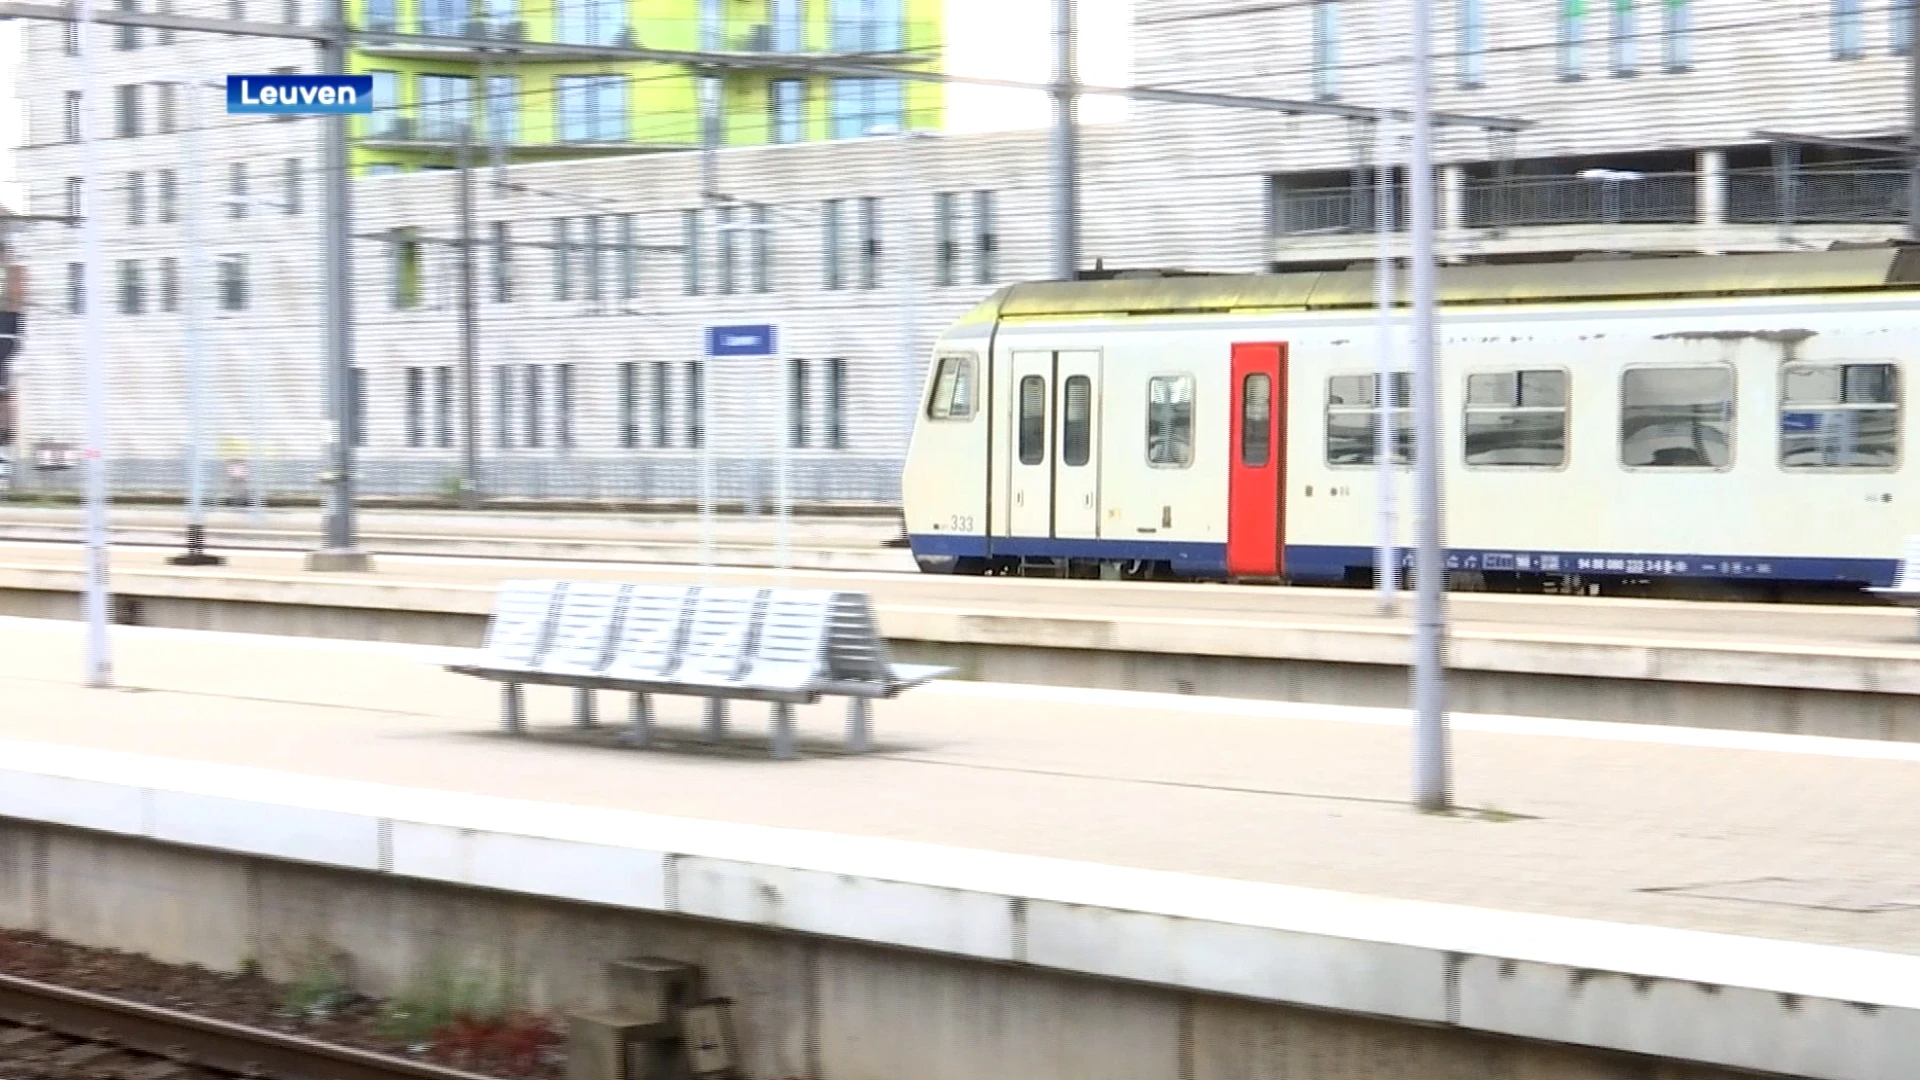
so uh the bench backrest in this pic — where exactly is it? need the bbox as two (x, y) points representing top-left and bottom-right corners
(1895, 535), (1920, 591)
(672, 587), (768, 687)
(603, 585), (696, 681)
(541, 580), (627, 677)
(478, 579), (566, 670)
(746, 589), (834, 692)
(825, 591), (895, 685)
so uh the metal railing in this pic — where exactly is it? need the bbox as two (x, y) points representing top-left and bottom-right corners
(1465, 172), (1696, 229)
(1728, 167), (1908, 224)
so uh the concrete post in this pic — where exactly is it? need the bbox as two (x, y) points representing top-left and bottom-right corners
(1698, 149), (1726, 254)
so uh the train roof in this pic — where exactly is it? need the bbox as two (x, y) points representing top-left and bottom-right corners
(982, 247), (1920, 321)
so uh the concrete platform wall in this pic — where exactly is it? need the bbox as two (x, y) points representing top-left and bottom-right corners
(4, 584), (1919, 741)
(0, 821), (1752, 1080)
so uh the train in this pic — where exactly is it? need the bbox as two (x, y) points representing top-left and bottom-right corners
(900, 247), (1920, 596)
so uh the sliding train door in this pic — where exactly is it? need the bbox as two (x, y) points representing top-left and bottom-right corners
(1227, 342), (1287, 577)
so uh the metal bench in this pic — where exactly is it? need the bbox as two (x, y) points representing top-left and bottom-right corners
(447, 579), (951, 758)
(1868, 535), (1920, 639)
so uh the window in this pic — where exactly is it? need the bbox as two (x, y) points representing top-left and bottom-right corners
(1062, 375), (1093, 467)
(366, 164), (403, 177)
(159, 256), (179, 312)
(65, 177), (82, 227)
(553, 217), (572, 300)
(418, 0), (460, 34)
(1147, 376), (1195, 467)
(156, 82), (176, 133)
(417, 74), (471, 141)
(619, 362), (639, 448)
(973, 190), (997, 284)
(405, 367), (424, 447)
(1312, 1), (1339, 100)
(830, 78), (901, 139)
(771, 79), (805, 143)
(64, 19), (78, 55)
(159, 169), (178, 222)
(556, 75), (626, 142)
(651, 361), (670, 448)
(1834, 0), (1864, 58)
(1240, 373), (1272, 467)
(283, 0), (299, 24)
(283, 158), (303, 214)
(1558, 0), (1586, 78)
(493, 367), (511, 448)
(64, 92), (80, 143)
(1464, 369), (1569, 468)
(125, 171), (144, 226)
(773, 0), (803, 50)
(486, 75), (517, 144)
(391, 229), (422, 309)
(117, 259), (144, 314)
(1620, 365), (1734, 469)
(365, 0), (395, 29)
(786, 359), (809, 448)
(1610, 0), (1637, 74)
(523, 363), (543, 447)
(229, 162), (248, 219)
(434, 366), (453, 448)
(270, 66), (298, 122)
(217, 254), (249, 311)
(157, 0), (175, 43)
(492, 221), (513, 302)
(1664, 0), (1693, 70)
(1326, 372), (1412, 466)
(927, 355), (976, 419)
(821, 199), (843, 289)
(1897, 0), (1915, 55)
(366, 72), (400, 137)
(115, 0), (139, 50)
(555, 363), (574, 450)
(1457, 0), (1485, 88)
(1017, 375), (1047, 465)
(228, 0), (244, 27)
(684, 360), (705, 447)
(682, 209), (702, 295)
(349, 367), (366, 447)
(618, 214), (638, 300)
(1780, 363), (1898, 469)
(717, 205), (737, 295)
(858, 196), (880, 289)
(556, 0), (620, 45)
(583, 215), (603, 303)
(825, 358), (847, 449)
(114, 84), (141, 137)
(933, 192), (957, 287)
(751, 204), (772, 292)
(66, 262), (83, 314)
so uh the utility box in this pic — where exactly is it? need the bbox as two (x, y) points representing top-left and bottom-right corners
(680, 999), (739, 1079)
(565, 1012), (665, 1080)
(607, 958), (703, 1027)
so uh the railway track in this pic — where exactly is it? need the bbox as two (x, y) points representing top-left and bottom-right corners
(0, 972), (500, 1080)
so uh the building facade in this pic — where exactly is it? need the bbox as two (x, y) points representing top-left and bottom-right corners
(9, 0), (1918, 505)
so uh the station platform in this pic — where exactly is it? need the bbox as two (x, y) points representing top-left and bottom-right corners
(5, 544), (1920, 739)
(1, 615), (1917, 1079)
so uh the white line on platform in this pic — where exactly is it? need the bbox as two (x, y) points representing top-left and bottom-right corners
(2, 616), (1913, 764)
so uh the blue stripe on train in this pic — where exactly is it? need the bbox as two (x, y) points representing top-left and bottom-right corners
(908, 535), (1898, 587)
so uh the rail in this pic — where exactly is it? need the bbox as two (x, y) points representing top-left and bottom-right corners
(0, 970), (497, 1080)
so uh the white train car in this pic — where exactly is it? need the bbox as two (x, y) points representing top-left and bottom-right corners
(902, 248), (1920, 593)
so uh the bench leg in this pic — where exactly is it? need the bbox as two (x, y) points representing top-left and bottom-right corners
(573, 687), (597, 727)
(770, 702), (797, 760)
(623, 693), (654, 747)
(502, 683), (525, 735)
(847, 697), (872, 753)
(704, 698), (728, 743)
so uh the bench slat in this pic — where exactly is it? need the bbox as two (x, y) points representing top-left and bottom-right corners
(474, 578), (565, 673)
(603, 585), (696, 681)
(673, 587), (767, 688)
(541, 581), (627, 678)
(746, 589), (833, 693)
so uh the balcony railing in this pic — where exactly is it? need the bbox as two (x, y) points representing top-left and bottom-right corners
(1467, 172), (1696, 229)
(1728, 167), (1908, 224)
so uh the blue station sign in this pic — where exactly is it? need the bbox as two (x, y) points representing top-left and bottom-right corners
(706, 324), (778, 357)
(227, 74), (373, 115)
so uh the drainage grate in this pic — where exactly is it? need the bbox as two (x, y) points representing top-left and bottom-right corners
(1642, 876), (1920, 914)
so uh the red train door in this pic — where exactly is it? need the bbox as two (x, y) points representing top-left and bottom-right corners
(1227, 342), (1287, 578)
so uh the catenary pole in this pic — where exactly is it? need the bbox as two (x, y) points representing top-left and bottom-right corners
(77, 0), (111, 687)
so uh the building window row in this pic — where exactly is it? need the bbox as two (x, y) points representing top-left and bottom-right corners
(69, 254), (230, 315)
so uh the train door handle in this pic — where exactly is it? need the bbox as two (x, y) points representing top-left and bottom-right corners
(1015, 491), (1024, 506)
(1084, 494), (1093, 508)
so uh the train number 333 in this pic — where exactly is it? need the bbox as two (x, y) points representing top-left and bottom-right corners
(949, 515), (975, 531)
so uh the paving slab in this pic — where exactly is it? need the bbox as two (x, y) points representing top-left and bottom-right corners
(0, 617), (1915, 956)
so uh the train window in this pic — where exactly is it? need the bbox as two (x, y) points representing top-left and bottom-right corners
(1240, 373), (1272, 467)
(1780, 362), (1899, 470)
(1062, 375), (1092, 467)
(1620, 365), (1734, 470)
(1325, 372), (1411, 467)
(1464, 369), (1568, 468)
(1018, 375), (1047, 465)
(1147, 374), (1194, 467)
(927, 354), (976, 420)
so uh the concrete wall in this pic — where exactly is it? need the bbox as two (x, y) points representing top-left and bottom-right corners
(0, 820), (1758, 1080)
